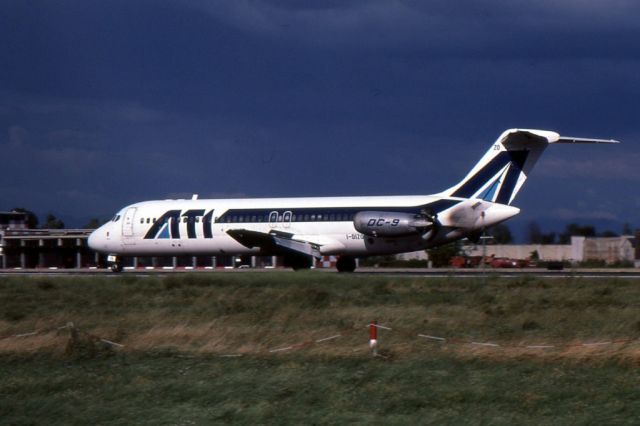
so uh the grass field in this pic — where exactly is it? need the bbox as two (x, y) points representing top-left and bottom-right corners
(2, 273), (640, 424)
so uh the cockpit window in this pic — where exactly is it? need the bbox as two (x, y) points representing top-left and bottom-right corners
(113, 215), (121, 222)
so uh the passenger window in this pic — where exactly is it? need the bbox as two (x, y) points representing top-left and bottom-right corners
(329, 214), (335, 221)
(251, 215), (257, 222)
(195, 217), (200, 223)
(304, 214), (310, 221)
(310, 214), (316, 221)
(140, 218), (144, 224)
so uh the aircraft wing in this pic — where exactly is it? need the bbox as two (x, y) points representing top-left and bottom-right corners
(226, 229), (342, 259)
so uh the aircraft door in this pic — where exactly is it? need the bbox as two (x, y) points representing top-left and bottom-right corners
(122, 207), (137, 237)
(122, 207), (137, 245)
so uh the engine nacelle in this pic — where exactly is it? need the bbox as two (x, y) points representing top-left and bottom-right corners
(353, 211), (434, 237)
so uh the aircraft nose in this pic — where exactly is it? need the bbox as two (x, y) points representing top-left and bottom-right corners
(87, 229), (99, 250)
(88, 227), (106, 252)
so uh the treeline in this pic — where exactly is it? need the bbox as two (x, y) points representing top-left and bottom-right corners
(524, 221), (635, 244)
(9, 207), (102, 230)
(484, 221), (635, 245)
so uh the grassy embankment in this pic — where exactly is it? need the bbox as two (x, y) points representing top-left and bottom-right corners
(2, 273), (640, 424)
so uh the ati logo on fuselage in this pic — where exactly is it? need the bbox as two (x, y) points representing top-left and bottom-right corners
(144, 210), (214, 240)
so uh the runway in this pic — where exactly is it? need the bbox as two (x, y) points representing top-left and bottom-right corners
(2, 267), (640, 279)
(356, 268), (640, 279)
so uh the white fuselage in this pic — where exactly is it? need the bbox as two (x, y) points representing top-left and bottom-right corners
(87, 194), (519, 257)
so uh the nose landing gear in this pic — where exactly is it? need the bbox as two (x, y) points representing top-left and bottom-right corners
(107, 255), (123, 273)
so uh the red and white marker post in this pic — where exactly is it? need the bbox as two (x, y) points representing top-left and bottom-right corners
(369, 320), (378, 356)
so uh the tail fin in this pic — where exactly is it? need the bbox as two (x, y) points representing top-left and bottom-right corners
(443, 129), (618, 205)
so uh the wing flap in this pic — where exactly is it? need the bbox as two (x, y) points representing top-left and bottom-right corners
(272, 236), (321, 258)
(227, 228), (333, 259)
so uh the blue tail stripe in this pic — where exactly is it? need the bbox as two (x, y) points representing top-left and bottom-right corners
(479, 177), (501, 201)
(495, 151), (528, 204)
(451, 152), (511, 198)
(452, 150), (529, 201)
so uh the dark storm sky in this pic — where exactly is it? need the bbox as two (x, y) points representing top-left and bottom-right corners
(1, 0), (638, 237)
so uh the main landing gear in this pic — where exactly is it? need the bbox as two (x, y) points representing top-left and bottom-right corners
(336, 256), (356, 273)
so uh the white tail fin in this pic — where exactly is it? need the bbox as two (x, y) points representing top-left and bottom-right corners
(443, 129), (618, 205)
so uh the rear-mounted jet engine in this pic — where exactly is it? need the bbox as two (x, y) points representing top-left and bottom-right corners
(353, 211), (437, 238)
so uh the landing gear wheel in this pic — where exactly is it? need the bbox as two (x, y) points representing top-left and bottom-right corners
(336, 256), (356, 273)
(110, 262), (123, 273)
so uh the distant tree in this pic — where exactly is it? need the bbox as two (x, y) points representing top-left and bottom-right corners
(526, 221), (543, 244)
(42, 214), (65, 229)
(541, 232), (557, 244)
(558, 223), (596, 244)
(599, 230), (618, 238)
(487, 223), (513, 244)
(83, 218), (101, 229)
(10, 207), (38, 228)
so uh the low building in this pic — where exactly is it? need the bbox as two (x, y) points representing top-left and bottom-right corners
(396, 235), (639, 267)
(464, 243), (572, 262)
(463, 235), (637, 265)
(0, 228), (96, 269)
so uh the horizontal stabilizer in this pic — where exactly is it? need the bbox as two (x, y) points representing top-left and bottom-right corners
(555, 136), (620, 144)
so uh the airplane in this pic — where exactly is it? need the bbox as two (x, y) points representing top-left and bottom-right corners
(88, 128), (618, 272)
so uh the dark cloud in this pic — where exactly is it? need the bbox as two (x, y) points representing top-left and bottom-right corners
(0, 0), (636, 236)
(189, 0), (640, 58)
